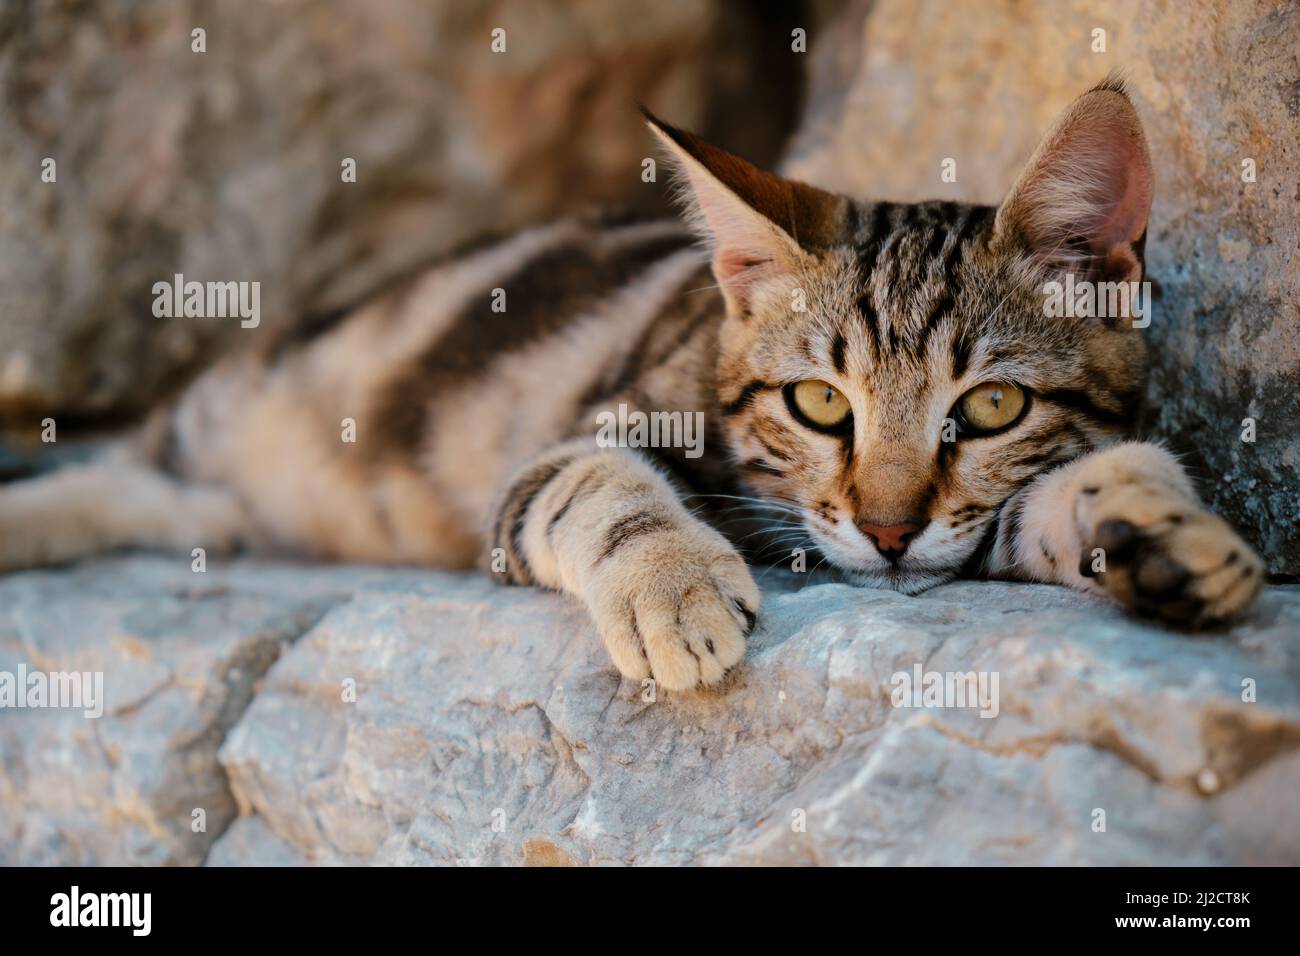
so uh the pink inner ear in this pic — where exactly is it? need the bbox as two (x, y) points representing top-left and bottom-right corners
(1090, 133), (1152, 247)
(1009, 97), (1154, 271)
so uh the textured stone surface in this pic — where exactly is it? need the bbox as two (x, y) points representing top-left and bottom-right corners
(0, 558), (429, 864)
(213, 572), (1300, 866)
(5, 556), (1296, 866)
(783, 0), (1300, 573)
(0, 0), (800, 425)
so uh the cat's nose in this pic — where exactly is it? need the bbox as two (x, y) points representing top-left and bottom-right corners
(857, 519), (927, 560)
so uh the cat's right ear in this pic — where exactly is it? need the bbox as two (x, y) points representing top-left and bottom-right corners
(993, 76), (1153, 283)
(643, 109), (845, 315)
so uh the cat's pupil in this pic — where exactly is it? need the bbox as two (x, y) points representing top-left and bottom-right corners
(823, 388), (834, 404)
(990, 389), (1002, 408)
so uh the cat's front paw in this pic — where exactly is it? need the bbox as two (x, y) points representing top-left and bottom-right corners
(586, 528), (759, 692)
(1078, 483), (1264, 626)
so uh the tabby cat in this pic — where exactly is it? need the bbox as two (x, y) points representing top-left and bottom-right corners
(0, 78), (1263, 691)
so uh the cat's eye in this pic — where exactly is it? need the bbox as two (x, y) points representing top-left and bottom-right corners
(787, 380), (852, 431)
(957, 382), (1027, 433)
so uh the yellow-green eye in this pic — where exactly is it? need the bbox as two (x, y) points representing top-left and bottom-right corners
(789, 379), (852, 430)
(958, 382), (1026, 432)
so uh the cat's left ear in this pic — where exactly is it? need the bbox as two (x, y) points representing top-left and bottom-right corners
(994, 76), (1153, 283)
(644, 109), (846, 314)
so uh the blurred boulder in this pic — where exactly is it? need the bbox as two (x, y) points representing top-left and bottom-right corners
(783, 0), (1300, 573)
(0, 0), (803, 427)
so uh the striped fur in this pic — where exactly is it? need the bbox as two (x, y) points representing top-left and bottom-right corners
(0, 78), (1262, 689)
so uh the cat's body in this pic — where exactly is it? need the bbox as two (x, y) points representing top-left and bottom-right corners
(0, 78), (1263, 690)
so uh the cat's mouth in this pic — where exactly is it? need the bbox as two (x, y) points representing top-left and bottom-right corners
(804, 520), (959, 594)
(845, 564), (956, 596)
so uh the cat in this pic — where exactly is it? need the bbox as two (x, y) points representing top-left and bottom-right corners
(0, 76), (1264, 691)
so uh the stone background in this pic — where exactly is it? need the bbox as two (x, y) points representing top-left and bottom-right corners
(0, 0), (803, 425)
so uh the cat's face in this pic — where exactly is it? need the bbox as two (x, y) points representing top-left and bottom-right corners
(711, 207), (1146, 593)
(648, 79), (1153, 592)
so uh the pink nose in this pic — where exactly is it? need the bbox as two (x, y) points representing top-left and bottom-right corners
(857, 521), (925, 558)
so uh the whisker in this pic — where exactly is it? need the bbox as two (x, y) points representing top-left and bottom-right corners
(683, 492), (803, 512)
(733, 524), (804, 545)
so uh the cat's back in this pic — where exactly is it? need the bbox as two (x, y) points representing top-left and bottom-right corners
(161, 213), (715, 563)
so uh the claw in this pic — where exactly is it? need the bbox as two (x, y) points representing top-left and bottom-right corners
(731, 597), (757, 634)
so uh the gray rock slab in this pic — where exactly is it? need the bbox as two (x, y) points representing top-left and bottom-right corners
(212, 566), (1300, 865)
(4, 556), (1296, 865)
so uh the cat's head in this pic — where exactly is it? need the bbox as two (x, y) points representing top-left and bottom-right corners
(648, 77), (1153, 593)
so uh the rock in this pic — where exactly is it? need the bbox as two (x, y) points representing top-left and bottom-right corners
(3, 557), (1298, 865)
(782, 0), (1300, 573)
(204, 816), (313, 868)
(0, 1), (801, 426)
(0, 557), (429, 864)
(209, 570), (1300, 866)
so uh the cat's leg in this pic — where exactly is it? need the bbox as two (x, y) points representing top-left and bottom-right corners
(986, 441), (1264, 625)
(489, 439), (759, 691)
(0, 447), (250, 571)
